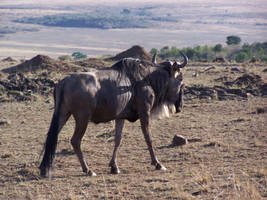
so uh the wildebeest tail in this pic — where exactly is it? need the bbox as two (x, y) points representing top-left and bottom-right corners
(39, 81), (64, 177)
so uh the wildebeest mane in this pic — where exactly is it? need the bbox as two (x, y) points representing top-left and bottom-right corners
(111, 58), (172, 84)
(111, 58), (154, 83)
(111, 58), (174, 109)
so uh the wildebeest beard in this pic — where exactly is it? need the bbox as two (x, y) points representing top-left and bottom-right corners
(112, 58), (184, 120)
(150, 75), (184, 120)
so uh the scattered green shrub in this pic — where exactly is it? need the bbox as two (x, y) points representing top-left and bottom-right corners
(72, 52), (87, 60)
(150, 37), (267, 62)
(234, 52), (248, 62)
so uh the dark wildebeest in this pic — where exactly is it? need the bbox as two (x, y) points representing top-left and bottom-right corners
(39, 53), (188, 177)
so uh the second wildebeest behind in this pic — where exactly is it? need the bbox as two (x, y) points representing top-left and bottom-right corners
(40, 53), (188, 177)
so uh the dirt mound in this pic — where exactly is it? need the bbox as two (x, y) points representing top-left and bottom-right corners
(107, 45), (152, 61)
(185, 85), (249, 101)
(185, 73), (266, 101)
(2, 55), (82, 74)
(226, 73), (263, 88)
(223, 73), (266, 97)
(0, 72), (56, 102)
(74, 58), (107, 69)
(185, 85), (217, 100)
(1, 57), (17, 62)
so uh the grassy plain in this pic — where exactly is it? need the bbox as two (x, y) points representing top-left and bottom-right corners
(0, 60), (266, 199)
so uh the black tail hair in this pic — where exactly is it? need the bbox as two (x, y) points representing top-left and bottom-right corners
(39, 83), (64, 177)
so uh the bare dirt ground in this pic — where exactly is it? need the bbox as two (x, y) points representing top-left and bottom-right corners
(0, 58), (267, 199)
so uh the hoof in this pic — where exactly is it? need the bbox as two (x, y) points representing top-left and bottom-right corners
(40, 172), (48, 178)
(40, 167), (50, 178)
(155, 163), (167, 171)
(110, 166), (120, 174)
(86, 170), (97, 176)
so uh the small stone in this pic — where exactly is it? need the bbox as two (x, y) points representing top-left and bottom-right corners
(231, 67), (241, 72)
(256, 107), (265, 114)
(45, 99), (51, 104)
(172, 134), (187, 146)
(0, 119), (11, 126)
(203, 142), (216, 148)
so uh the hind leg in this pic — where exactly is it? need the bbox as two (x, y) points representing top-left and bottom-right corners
(109, 119), (124, 174)
(40, 108), (71, 178)
(71, 112), (96, 176)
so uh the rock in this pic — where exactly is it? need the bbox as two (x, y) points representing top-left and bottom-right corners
(0, 119), (11, 125)
(172, 134), (187, 146)
(203, 142), (217, 147)
(260, 83), (267, 96)
(231, 67), (240, 72)
(192, 71), (199, 77)
(213, 57), (226, 63)
(256, 107), (266, 114)
(249, 57), (258, 63)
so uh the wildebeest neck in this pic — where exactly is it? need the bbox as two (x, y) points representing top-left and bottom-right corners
(111, 58), (174, 107)
(111, 59), (153, 83)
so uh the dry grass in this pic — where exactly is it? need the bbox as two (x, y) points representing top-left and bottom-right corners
(0, 62), (267, 199)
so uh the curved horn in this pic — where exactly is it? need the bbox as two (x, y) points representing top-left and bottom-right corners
(174, 52), (188, 70)
(152, 53), (157, 64)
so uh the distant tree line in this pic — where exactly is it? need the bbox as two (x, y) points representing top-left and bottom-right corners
(13, 7), (178, 30)
(59, 36), (266, 63)
(150, 36), (267, 62)
(14, 13), (150, 29)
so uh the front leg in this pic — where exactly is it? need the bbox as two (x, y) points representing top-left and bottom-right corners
(136, 84), (166, 171)
(140, 113), (166, 171)
(109, 119), (124, 174)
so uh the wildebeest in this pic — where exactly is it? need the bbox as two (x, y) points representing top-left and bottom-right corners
(39, 53), (188, 177)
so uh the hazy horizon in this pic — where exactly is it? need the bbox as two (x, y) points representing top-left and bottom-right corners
(0, 0), (266, 59)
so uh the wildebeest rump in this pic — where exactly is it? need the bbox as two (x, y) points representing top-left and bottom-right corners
(39, 53), (188, 177)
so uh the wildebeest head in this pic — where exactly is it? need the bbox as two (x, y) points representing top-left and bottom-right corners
(151, 53), (187, 118)
(152, 52), (188, 69)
